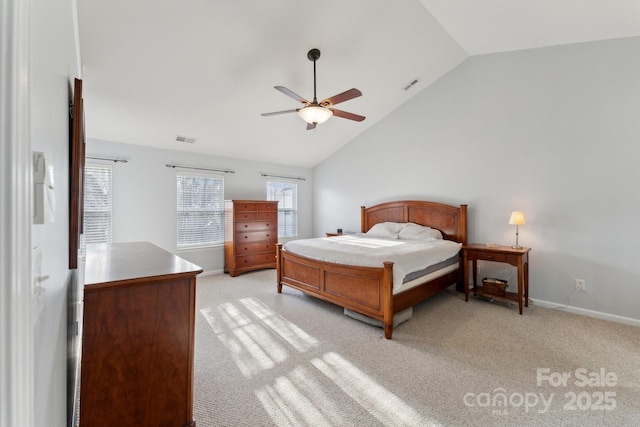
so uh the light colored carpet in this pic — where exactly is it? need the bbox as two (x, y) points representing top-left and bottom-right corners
(193, 270), (640, 426)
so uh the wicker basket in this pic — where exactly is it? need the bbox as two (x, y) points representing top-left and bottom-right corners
(482, 277), (508, 296)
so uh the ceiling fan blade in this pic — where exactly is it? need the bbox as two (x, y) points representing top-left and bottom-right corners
(261, 109), (299, 117)
(330, 108), (365, 122)
(275, 86), (309, 104)
(306, 122), (316, 131)
(321, 88), (362, 106)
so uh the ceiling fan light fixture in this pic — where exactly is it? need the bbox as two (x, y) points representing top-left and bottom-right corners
(298, 105), (333, 124)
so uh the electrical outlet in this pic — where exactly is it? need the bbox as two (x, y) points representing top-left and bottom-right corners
(575, 279), (586, 291)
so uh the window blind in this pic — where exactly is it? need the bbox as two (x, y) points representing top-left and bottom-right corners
(266, 180), (298, 238)
(177, 172), (224, 248)
(83, 164), (113, 244)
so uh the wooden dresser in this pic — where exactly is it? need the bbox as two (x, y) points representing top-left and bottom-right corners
(224, 200), (278, 276)
(80, 242), (202, 427)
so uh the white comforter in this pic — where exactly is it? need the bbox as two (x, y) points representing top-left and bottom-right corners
(283, 234), (461, 289)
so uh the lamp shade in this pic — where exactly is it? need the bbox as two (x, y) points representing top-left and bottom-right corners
(298, 105), (333, 124)
(509, 211), (526, 225)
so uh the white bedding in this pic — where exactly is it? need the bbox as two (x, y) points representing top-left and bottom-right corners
(283, 234), (462, 289)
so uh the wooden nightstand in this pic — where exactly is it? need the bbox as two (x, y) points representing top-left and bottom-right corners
(463, 244), (531, 314)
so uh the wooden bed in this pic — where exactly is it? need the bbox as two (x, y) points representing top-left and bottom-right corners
(276, 200), (468, 339)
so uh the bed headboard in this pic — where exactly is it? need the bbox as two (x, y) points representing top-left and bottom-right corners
(360, 200), (468, 245)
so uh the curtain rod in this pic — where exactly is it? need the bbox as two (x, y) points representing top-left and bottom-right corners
(86, 156), (128, 163)
(260, 172), (306, 181)
(165, 163), (235, 174)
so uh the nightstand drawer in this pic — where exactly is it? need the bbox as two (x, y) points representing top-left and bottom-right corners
(467, 250), (506, 262)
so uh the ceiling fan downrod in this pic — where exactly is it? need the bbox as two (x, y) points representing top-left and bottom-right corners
(308, 48), (321, 104)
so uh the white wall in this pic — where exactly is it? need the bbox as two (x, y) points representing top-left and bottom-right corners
(86, 139), (313, 273)
(313, 36), (640, 324)
(29, 0), (82, 425)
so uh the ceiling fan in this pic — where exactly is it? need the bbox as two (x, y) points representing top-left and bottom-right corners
(261, 48), (365, 130)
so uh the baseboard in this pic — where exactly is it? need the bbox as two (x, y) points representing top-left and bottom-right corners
(530, 298), (640, 327)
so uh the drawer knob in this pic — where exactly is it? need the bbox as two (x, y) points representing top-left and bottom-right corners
(244, 224), (248, 227)
(244, 236), (248, 239)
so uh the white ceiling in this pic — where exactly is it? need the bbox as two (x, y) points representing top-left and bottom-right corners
(77, 0), (640, 168)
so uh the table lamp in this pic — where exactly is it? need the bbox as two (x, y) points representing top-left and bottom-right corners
(509, 211), (526, 249)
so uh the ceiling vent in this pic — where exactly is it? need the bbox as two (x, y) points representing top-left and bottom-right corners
(403, 79), (419, 91)
(176, 135), (196, 144)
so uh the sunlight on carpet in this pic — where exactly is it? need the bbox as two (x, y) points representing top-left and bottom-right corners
(193, 271), (640, 427)
(199, 294), (440, 426)
(311, 352), (440, 426)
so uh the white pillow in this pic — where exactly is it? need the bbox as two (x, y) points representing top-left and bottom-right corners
(397, 222), (443, 241)
(365, 222), (405, 239)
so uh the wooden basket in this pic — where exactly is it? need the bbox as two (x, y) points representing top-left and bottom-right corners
(482, 277), (508, 296)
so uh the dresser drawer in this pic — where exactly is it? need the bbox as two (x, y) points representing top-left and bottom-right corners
(235, 253), (275, 267)
(256, 202), (277, 211)
(236, 231), (276, 243)
(257, 211), (277, 221)
(235, 221), (276, 232)
(234, 211), (258, 221)
(467, 250), (506, 263)
(235, 203), (258, 212)
(235, 242), (276, 255)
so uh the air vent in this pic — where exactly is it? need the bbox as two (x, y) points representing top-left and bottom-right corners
(403, 79), (419, 91)
(176, 135), (196, 144)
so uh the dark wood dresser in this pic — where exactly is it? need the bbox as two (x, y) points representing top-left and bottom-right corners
(79, 242), (202, 427)
(224, 200), (278, 276)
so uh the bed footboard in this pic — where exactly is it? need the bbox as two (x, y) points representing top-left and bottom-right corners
(276, 243), (396, 339)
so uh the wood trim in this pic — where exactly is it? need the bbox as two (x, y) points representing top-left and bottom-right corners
(69, 78), (85, 269)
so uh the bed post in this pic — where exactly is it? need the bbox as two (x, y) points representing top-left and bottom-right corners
(455, 204), (468, 293)
(382, 261), (394, 339)
(360, 206), (366, 232)
(459, 204), (468, 245)
(276, 243), (283, 293)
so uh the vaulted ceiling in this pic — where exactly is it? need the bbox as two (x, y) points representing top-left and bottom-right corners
(77, 1), (640, 167)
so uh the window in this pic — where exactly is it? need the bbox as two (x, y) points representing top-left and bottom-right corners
(177, 173), (224, 248)
(267, 180), (297, 238)
(83, 164), (112, 244)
